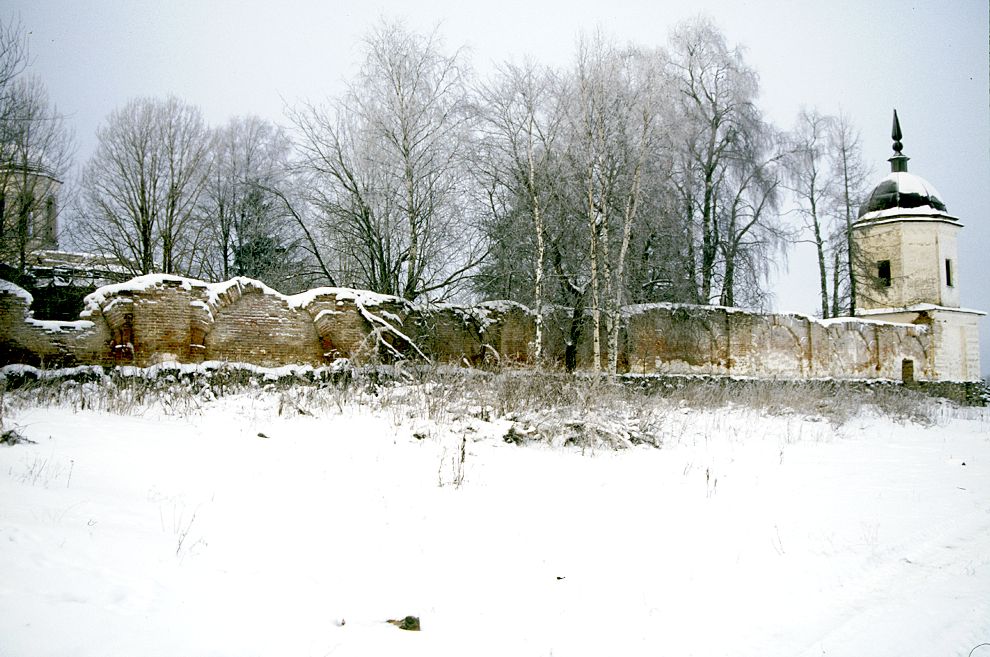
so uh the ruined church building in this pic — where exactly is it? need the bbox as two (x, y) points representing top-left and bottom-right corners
(0, 114), (984, 384)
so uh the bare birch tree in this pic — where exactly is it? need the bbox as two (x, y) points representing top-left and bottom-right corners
(476, 61), (563, 365)
(668, 16), (765, 305)
(199, 116), (308, 289)
(828, 112), (870, 315)
(292, 20), (482, 300)
(717, 127), (786, 309)
(601, 48), (670, 374)
(782, 109), (870, 317)
(77, 96), (211, 276)
(785, 109), (835, 317)
(475, 37), (680, 373)
(567, 34), (618, 374)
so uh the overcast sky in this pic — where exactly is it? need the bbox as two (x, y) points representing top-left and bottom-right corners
(6, 0), (989, 373)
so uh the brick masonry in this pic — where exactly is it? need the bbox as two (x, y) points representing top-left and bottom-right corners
(0, 274), (946, 382)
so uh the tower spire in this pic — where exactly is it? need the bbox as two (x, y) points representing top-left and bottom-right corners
(889, 109), (909, 172)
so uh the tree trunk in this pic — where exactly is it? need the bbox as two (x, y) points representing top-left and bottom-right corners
(720, 249), (734, 306)
(609, 155), (644, 375)
(810, 198), (830, 318)
(527, 116), (545, 367)
(831, 248), (841, 317)
(403, 153), (418, 300)
(841, 160), (857, 316)
(700, 173), (716, 303)
(588, 174), (601, 374)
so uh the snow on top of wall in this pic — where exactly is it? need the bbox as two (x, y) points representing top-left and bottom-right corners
(0, 278), (33, 305)
(25, 318), (95, 334)
(81, 273), (416, 315)
(441, 305), (498, 331)
(289, 286), (409, 310)
(312, 308), (345, 322)
(80, 296), (134, 319)
(188, 299), (214, 322)
(857, 304), (987, 317)
(475, 299), (533, 315)
(206, 277), (286, 306)
(623, 300), (929, 331)
(621, 301), (752, 319)
(83, 274), (197, 310)
(64, 271), (953, 343)
(81, 274), (295, 314)
(77, 274), (523, 327)
(816, 315), (922, 329)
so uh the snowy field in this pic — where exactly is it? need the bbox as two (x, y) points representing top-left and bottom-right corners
(1, 369), (989, 657)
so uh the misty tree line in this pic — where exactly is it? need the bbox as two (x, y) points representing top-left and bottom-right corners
(2, 16), (875, 369)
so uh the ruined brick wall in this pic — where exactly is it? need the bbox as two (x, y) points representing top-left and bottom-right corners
(131, 281), (197, 364)
(471, 302), (535, 364)
(204, 281), (323, 367)
(1, 276), (534, 369)
(410, 307), (486, 365)
(0, 280), (112, 367)
(622, 304), (932, 381)
(0, 275), (942, 382)
(306, 295), (381, 362)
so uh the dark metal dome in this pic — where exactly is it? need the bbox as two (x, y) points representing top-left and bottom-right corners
(857, 110), (951, 220)
(858, 171), (948, 218)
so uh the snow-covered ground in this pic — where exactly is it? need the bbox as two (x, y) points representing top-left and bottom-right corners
(1, 376), (989, 657)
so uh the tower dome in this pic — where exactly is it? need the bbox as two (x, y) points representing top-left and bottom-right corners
(858, 171), (948, 217)
(857, 109), (955, 221)
(850, 110), (984, 383)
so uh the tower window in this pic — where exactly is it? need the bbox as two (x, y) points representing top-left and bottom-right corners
(945, 259), (953, 287)
(877, 260), (891, 287)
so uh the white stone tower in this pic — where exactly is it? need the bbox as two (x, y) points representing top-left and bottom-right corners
(852, 111), (983, 381)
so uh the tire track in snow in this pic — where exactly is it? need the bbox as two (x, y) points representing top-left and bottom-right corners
(795, 502), (990, 657)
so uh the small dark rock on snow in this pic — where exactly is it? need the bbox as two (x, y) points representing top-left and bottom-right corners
(387, 615), (421, 631)
(503, 426), (527, 445)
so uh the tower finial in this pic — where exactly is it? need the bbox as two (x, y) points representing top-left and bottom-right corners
(889, 109), (909, 172)
(891, 109), (903, 154)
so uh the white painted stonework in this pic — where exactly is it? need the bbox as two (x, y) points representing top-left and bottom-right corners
(853, 204), (983, 381)
(857, 306), (983, 382)
(854, 217), (962, 310)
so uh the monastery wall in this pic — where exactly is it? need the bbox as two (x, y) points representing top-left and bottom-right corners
(0, 280), (111, 367)
(0, 276), (535, 370)
(928, 312), (982, 382)
(0, 275), (942, 382)
(619, 304), (930, 380)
